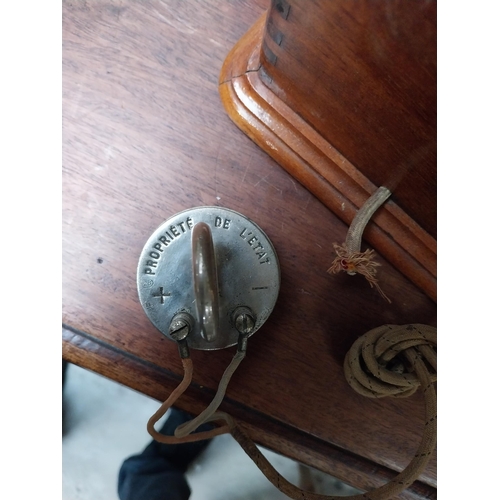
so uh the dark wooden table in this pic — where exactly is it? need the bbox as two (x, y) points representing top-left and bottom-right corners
(62, 2), (436, 498)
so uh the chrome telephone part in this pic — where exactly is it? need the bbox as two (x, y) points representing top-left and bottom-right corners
(137, 206), (280, 350)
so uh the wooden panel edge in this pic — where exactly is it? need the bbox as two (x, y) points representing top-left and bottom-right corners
(219, 12), (267, 84)
(63, 325), (436, 497)
(218, 18), (436, 303)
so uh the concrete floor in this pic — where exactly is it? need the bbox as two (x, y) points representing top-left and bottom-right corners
(62, 363), (360, 499)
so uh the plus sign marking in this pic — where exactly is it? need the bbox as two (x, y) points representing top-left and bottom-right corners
(152, 287), (171, 304)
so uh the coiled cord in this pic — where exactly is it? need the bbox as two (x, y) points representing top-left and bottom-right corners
(147, 324), (437, 500)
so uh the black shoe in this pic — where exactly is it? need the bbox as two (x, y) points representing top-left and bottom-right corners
(142, 407), (214, 472)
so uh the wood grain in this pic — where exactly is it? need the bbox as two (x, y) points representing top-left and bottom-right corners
(63, 1), (436, 498)
(219, 14), (436, 302)
(220, 1), (437, 300)
(262, 0), (437, 239)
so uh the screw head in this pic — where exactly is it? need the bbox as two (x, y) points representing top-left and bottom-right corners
(168, 312), (194, 341)
(232, 307), (256, 335)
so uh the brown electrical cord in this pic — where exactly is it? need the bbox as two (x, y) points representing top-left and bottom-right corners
(147, 358), (231, 444)
(174, 350), (246, 438)
(148, 324), (437, 500)
(328, 187), (392, 302)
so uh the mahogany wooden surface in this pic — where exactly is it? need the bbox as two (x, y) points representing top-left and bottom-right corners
(62, 1), (437, 498)
(261, 0), (437, 239)
(219, 15), (436, 302)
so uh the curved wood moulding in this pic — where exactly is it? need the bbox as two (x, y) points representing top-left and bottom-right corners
(219, 15), (437, 302)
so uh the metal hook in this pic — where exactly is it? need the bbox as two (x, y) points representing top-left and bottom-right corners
(191, 222), (220, 342)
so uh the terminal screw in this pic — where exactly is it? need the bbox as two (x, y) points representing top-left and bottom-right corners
(168, 312), (194, 341)
(232, 307), (256, 335)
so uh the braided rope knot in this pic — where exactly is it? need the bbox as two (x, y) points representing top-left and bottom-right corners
(344, 324), (437, 398)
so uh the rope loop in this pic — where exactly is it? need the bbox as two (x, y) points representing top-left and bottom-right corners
(344, 324), (437, 399)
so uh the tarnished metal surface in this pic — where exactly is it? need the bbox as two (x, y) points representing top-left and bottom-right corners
(137, 207), (280, 350)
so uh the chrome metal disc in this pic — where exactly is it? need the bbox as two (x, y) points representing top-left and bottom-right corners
(137, 207), (280, 350)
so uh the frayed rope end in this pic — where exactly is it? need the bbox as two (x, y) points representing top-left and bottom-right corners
(328, 243), (391, 303)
